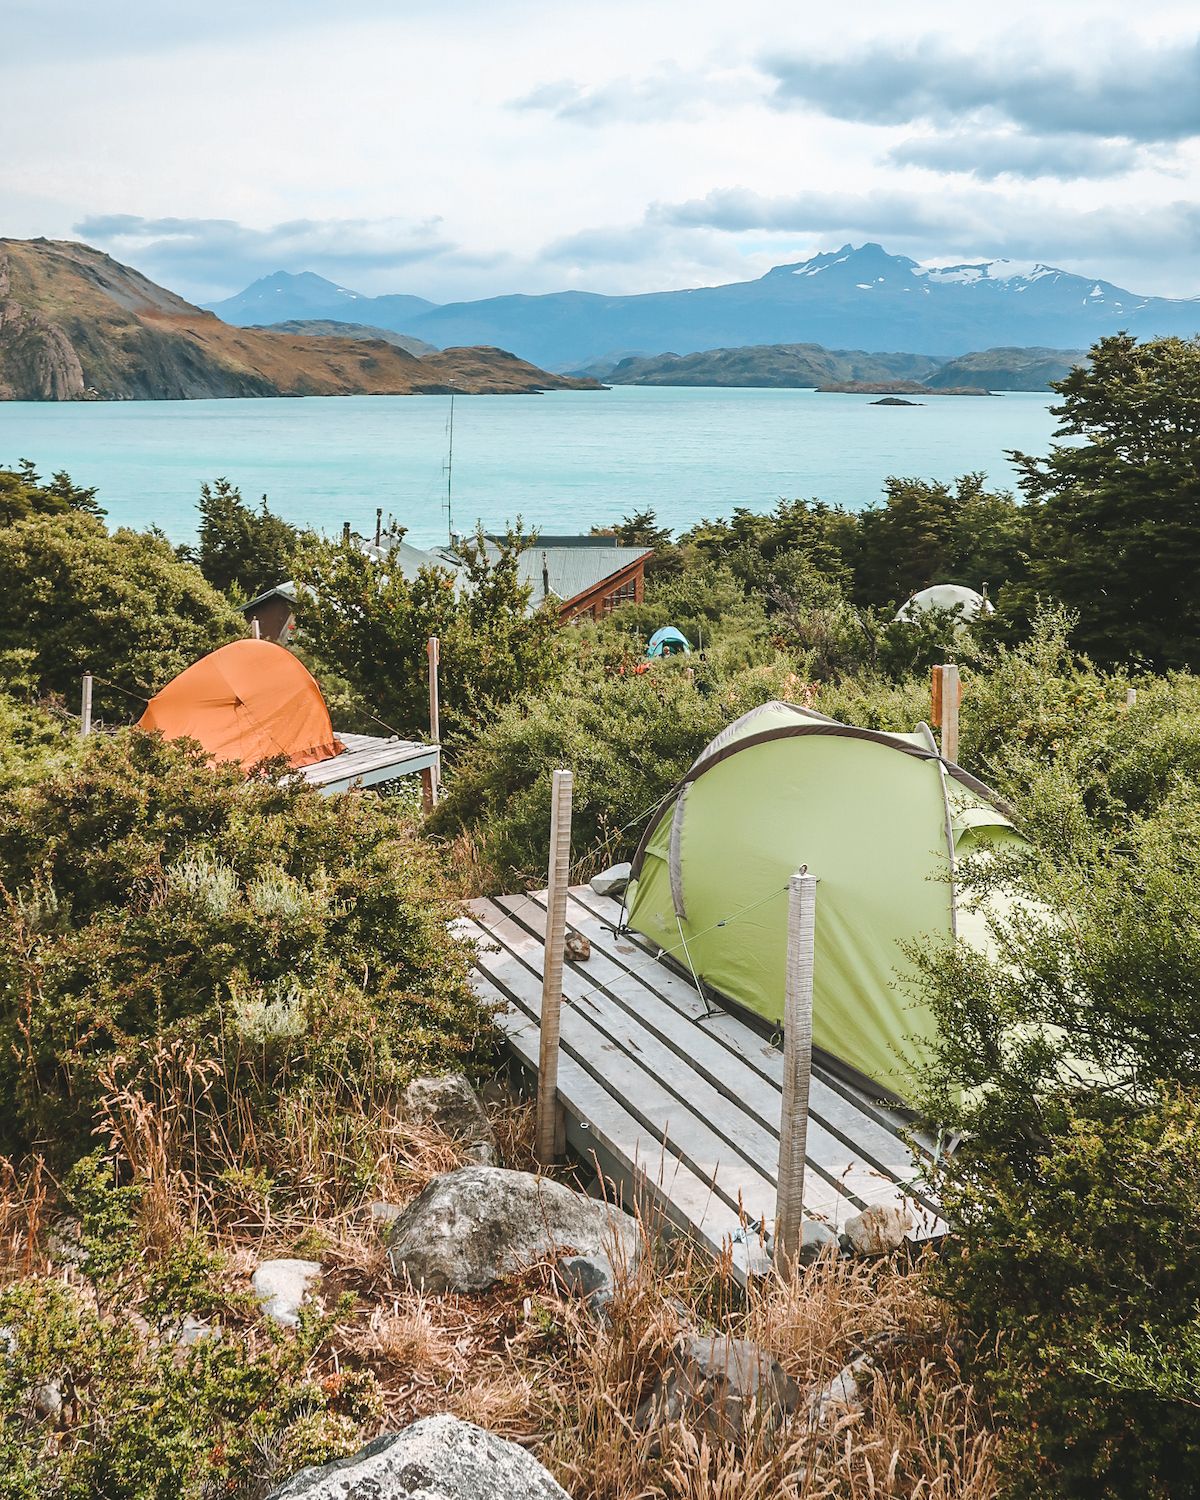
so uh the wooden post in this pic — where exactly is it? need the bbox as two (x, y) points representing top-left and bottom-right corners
(80, 673), (93, 738)
(426, 636), (441, 803)
(250, 618), (261, 639)
(939, 662), (961, 764)
(535, 768), (573, 1167)
(776, 868), (816, 1271)
(375, 507), (383, 547)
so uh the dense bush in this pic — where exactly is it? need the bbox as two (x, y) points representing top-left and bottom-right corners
(0, 693), (79, 793)
(428, 654), (802, 889)
(917, 727), (1200, 1495)
(294, 526), (561, 743)
(679, 474), (1028, 611)
(0, 511), (243, 710)
(0, 1156), (376, 1499)
(0, 730), (493, 1163)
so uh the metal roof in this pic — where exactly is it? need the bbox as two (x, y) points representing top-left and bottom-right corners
(514, 544), (650, 606)
(243, 535), (650, 620)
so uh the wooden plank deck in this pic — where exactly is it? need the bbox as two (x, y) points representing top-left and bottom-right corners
(461, 884), (944, 1280)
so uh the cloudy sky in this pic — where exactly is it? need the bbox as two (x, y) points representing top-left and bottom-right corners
(5, 0), (1199, 303)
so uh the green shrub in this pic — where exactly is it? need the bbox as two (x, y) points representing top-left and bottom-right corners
(919, 778), (1200, 1496)
(428, 655), (800, 890)
(0, 511), (243, 710)
(0, 694), (79, 793)
(0, 1159), (374, 1500)
(294, 525), (561, 743)
(0, 730), (493, 1163)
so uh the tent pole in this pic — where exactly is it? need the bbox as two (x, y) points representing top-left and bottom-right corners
(939, 662), (961, 764)
(536, 768), (573, 1166)
(426, 636), (441, 803)
(776, 867), (816, 1271)
(80, 673), (93, 738)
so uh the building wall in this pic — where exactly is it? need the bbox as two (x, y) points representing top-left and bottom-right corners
(244, 596), (295, 643)
(560, 557), (647, 622)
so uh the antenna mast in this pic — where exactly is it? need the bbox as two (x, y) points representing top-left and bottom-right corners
(443, 392), (455, 545)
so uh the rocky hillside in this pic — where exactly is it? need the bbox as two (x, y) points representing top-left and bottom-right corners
(600, 340), (1085, 392)
(925, 346), (1086, 391)
(601, 343), (941, 387)
(0, 240), (599, 400)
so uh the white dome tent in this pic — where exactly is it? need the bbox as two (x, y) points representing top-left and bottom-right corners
(895, 583), (994, 624)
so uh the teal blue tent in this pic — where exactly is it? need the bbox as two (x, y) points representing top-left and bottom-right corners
(647, 626), (691, 658)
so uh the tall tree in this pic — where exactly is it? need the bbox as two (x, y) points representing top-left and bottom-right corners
(293, 526), (559, 742)
(0, 460), (103, 526)
(187, 478), (300, 599)
(1014, 333), (1200, 668)
(850, 473), (1029, 608)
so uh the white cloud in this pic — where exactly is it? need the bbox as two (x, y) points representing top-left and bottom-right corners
(1, 0), (1197, 302)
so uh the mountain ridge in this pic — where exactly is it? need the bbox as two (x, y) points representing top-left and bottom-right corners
(206, 242), (1200, 369)
(0, 240), (598, 400)
(598, 341), (1087, 391)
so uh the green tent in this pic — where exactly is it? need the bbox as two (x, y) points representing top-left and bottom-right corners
(624, 701), (1023, 1103)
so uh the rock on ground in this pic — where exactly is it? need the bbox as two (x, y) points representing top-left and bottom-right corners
(386, 1166), (640, 1294)
(808, 1355), (871, 1429)
(799, 1219), (841, 1263)
(252, 1259), (322, 1326)
(589, 863), (631, 897)
(403, 1074), (497, 1165)
(267, 1413), (572, 1499)
(636, 1334), (800, 1445)
(843, 1204), (913, 1257)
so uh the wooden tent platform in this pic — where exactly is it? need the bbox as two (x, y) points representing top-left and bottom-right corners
(459, 884), (944, 1280)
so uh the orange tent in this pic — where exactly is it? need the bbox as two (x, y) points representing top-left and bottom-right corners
(139, 639), (343, 770)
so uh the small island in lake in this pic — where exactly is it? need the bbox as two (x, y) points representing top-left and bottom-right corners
(872, 396), (923, 406)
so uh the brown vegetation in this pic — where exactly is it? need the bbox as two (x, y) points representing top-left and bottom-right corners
(0, 239), (601, 400)
(0, 1043), (997, 1499)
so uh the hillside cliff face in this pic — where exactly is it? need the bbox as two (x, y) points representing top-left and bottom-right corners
(0, 240), (599, 400)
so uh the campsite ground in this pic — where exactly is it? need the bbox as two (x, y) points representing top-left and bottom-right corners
(3, 337), (1200, 1499)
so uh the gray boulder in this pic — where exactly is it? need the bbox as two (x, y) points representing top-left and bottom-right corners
(590, 863), (631, 898)
(386, 1166), (640, 1294)
(558, 1251), (618, 1318)
(252, 1259), (322, 1326)
(403, 1074), (497, 1165)
(636, 1333), (800, 1445)
(843, 1204), (913, 1257)
(267, 1413), (571, 1499)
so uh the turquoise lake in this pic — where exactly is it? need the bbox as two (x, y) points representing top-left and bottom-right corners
(0, 386), (1061, 547)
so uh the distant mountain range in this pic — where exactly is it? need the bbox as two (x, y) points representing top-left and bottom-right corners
(596, 343), (1086, 392)
(251, 319), (438, 357)
(0, 240), (598, 400)
(208, 244), (1200, 369)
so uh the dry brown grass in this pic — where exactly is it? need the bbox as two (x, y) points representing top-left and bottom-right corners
(0, 1062), (999, 1500)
